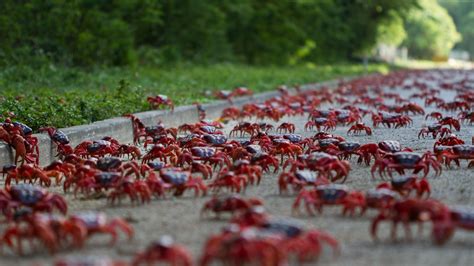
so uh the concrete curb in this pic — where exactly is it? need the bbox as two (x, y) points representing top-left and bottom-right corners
(0, 76), (356, 167)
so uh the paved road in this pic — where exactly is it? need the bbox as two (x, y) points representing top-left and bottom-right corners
(1, 70), (473, 265)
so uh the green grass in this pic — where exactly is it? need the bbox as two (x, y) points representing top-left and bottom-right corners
(0, 63), (391, 131)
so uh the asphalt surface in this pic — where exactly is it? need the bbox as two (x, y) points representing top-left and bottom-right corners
(0, 70), (473, 265)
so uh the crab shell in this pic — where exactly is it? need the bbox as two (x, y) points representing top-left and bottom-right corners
(390, 175), (417, 189)
(294, 170), (319, 183)
(94, 172), (121, 186)
(366, 188), (399, 208)
(315, 184), (350, 202)
(451, 144), (474, 157)
(191, 147), (216, 158)
(160, 169), (191, 185)
(52, 130), (70, 145)
(203, 134), (227, 145)
(96, 157), (122, 171)
(338, 142), (361, 151)
(378, 140), (402, 153)
(392, 152), (422, 167)
(283, 134), (303, 143)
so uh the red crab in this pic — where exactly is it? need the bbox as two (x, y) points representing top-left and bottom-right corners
(191, 147), (231, 170)
(283, 152), (351, 183)
(229, 122), (259, 137)
(220, 106), (241, 120)
(194, 102), (207, 120)
(365, 188), (399, 211)
(160, 168), (207, 196)
(74, 139), (119, 158)
(250, 152), (279, 173)
(439, 100), (470, 112)
(6, 121), (40, 164)
(276, 122), (295, 133)
(185, 161), (213, 179)
(202, 134), (227, 147)
(132, 236), (192, 266)
(283, 134), (312, 148)
(308, 109), (336, 121)
(208, 171), (249, 193)
(392, 103), (425, 115)
(144, 171), (171, 198)
(0, 184), (67, 220)
(124, 114), (146, 145)
(292, 184), (366, 216)
(425, 96), (445, 107)
(334, 109), (361, 125)
(312, 132), (345, 142)
(438, 116), (461, 131)
(222, 216), (340, 264)
(230, 206), (271, 227)
(71, 171), (122, 197)
(108, 177), (152, 205)
(115, 144), (141, 160)
(376, 175), (431, 198)
(308, 152), (351, 183)
(418, 124), (452, 139)
(199, 225), (286, 266)
(324, 141), (371, 164)
(214, 90), (234, 103)
(40, 127), (73, 158)
(371, 151), (441, 179)
(0, 211), (72, 254)
(147, 95), (174, 111)
(257, 122), (274, 132)
(425, 112), (443, 120)
(439, 144), (474, 168)
(278, 170), (330, 194)
(347, 123), (372, 135)
(9, 133), (38, 165)
(68, 212), (133, 246)
(267, 220), (340, 262)
(220, 159), (263, 185)
(304, 117), (337, 131)
(458, 111), (474, 124)
(271, 141), (303, 161)
(372, 112), (412, 128)
(432, 207), (474, 245)
(232, 87), (253, 97)
(4, 163), (62, 188)
(307, 138), (343, 154)
(201, 194), (263, 218)
(177, 134), (207, 149)
(142, 144), (180, 164)
(371, 199), (451, 243)
(434, 134), (465, 147)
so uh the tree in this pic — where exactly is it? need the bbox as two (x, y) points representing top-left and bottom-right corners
(376, 11), (407, 46)
(458, 11), (474, 57)
(403, 0), (461, 59)
(439, 0), (474, 58)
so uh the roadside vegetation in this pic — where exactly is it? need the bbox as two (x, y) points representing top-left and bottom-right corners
(0, 63), (390, 131)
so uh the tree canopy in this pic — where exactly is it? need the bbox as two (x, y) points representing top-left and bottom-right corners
(0, 0), (462, 66)
(440, 0), (474, 57)
(402, 0), (461, 59)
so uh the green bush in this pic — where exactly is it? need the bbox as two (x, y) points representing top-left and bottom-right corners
(0, 0), (419, 66)
(403, 0), (461, 59)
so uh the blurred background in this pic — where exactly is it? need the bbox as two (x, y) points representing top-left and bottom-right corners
(0, 0), (471, 67)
